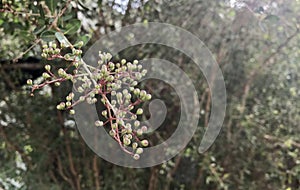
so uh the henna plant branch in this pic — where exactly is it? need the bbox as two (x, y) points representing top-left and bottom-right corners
(28, 39), (151, 159)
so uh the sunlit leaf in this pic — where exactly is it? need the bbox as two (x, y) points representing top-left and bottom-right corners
(63, 19), (81, 35)
(55, 32), (71, 47)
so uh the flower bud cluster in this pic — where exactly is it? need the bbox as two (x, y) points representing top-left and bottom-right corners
(28, 40), (152, 160)
(41, 42), (61, 58)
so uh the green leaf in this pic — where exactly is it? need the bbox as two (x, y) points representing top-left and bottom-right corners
(33, 25), (46, 35)
(55, 32), (71, 47)
(264, 14), (280, 23)
(63, 19), (81, 35)
(73, 34), (91, 47)
(40, 30), (56, 42)
(45, 0), (58, 13)
(62, 14), (74, 22)
(38, 18), (46, 25)
(39, 4), (45, 19)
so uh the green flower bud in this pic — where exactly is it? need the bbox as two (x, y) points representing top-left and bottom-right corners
(69, 109), (75, 115)
(60, 43), (65, 48)
(102, 110), (107, 117)
(48, 48), (54, 54)
(42, 44), (48, 49)
(121, 59), (126, 65)
(132, 142), (138, 149)
(131, 115), (137, 120)
(125, 94), (131, 100)
(125, 123), (132, 128)
(133, 60), (138, 65)
(145, 94), (152, 101)
(136, 129), (143, 136)
(66, 74), (73, 80)
(75, 50), (82, 55)
(112, 123), (118, 129)
(52, 43), (57, 49)
(135, 73), (142, 80)
(66, 101), (72, 107)
(95, 120), (104, 127)
(98, 60), (103, 65)
(78, 87), (84, 93)
(73, 62), (79, 68)
(118, 119), (124, 126)
(77, 41), (84, 48)
(56, 102), (65, 110)
(79, 96), (85, 101)
(140, 90), (147, 98)
(66, 96), (71, 101)
(127, 134), (133, 140)
(92, 98), (97, 103)
(134, 120), (140, 127)
(136, 147), (143, 154)
(111, 100), (116, 105)
(42, 72), (51, 79)
(136, 108), (143, 115)
(109, 130), (116, 136)
(58, 68), (65, 76)
(54, 48), (60, 54)
(109, 62), (115, 68)
(131, 64), (137, 70)
(41, 53), (47, 58)
(116, 92), (122, 100)
(141, 140), (149, 147)
(69, 92), (74, 99)
(107, 75), (114, 82)
(64, 54), (71, 60)
(132, 81), (138, 86)
(105, 53), (112, 60)
(121, 66), (127, 71)
(123, 138), (131, 146)
(26, 79), (33, 85)
(127, 128), (132, 134)
(133, 88), (140, 96)
(129, 105), (134, 110)
(44, 65), (51, 71)
(55, 82), (61, 86)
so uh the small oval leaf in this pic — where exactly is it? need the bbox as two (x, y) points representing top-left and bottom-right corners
(55, 32), (71, 47)
(40, 30), (56, 42)
(64, 19), (81, 35)
(33, 25), (46, 35)
(45, 0), (58, 14)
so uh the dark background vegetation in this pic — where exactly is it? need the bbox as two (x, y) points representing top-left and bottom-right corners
(0, 0), (299, 189)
